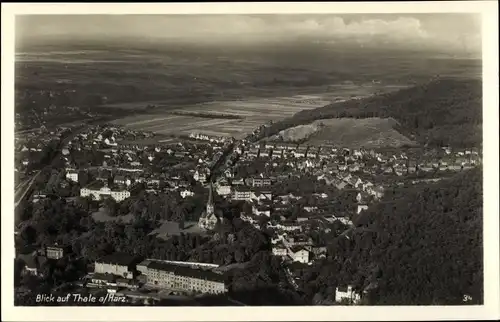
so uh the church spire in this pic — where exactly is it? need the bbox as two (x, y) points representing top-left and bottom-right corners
(208, 181), (214, 205)
(206, 181), (214, 216)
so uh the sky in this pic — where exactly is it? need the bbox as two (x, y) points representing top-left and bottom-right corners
(16, 14), (482, 55)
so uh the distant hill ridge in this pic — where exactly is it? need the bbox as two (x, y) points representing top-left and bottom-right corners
(260, 78), (482, 148)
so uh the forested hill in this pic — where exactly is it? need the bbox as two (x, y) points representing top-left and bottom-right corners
(340, 167), (483, 305)
(260, 78), (482, 148)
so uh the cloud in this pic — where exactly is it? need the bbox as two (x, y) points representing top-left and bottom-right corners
(158, 16), (430, 42)
(17, 14), (480, 54)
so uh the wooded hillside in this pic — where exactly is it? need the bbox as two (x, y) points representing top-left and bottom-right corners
(305, 167), (483, 305)
(261, 78), (482, 148)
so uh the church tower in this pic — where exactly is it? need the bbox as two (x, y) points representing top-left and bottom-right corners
(206, 181), (215, 216)
(199, 181), (219, 231)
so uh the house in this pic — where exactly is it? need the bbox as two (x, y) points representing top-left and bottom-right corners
(17, 250), (47, 277)
(276, 143), (298, 151)
(32, 192), (48, 203)
(87, 273), (117, 288)
(114, 175), (126, 186)
(309, 246), (327, 259)
(146, 178), (161, 187)
(289, 247), (310, 264)
(116, 277), (140, 290)
(259, 149), (270, 158)
(251, 190), (272, 202)
(252, 204), (271, 217)
(232, 187), (253, 201)
(224, 169), (234, 178)
(296, 214), (313, 223)
(180, 189), (194, 199)
(335, 285), (361, 304)
(293, 150), (306, 158)
(45, 245), (66, 260)
(272, 245), (288, 257)
(303, 206), (318, 213)
(66, 170), (79, 183)
(193, 169), (208, 183)
(264, 143), (275, 150)
(246, 147), (259, 158)
(279, 222), (302, 232)
(357, 204), (368, 214)
(271, 149), (283, 159)
(250, 177), (272, 187)
(216, 183), (232, 196)
(334, 180), (347, 190)
(287, 235), (313, 247)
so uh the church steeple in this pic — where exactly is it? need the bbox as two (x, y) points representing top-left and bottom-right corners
(206, 181), (214, 216)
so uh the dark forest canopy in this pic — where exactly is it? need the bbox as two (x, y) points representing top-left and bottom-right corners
(326, 167), (483, 305)
(260, 78), (482, 148)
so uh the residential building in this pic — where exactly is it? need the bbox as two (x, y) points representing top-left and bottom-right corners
(138, 260), (227, 295)
(216, 183), (232, 196)
(251, 190), (272, 202)
(357, 204), (368, 214)
(271, 149), (283, 159)
(252, 204), (271, 217)
(231, 177), (245, 186)
(17, 250), (47, 277)
(87, 272), (117, 288)
(289, 247), (310, 264)
(65, 170), (79, 183)
(193, 169), (208, 183)
(282, 222), (302, 231)
(80, 183), (131, 202)
(276, 143), (297, 151)
(45, 246), (65, 260)
(265, 143), (275, 150)
(272, 245), (288, 257)
(250, 177), (272, 187)
(114, 175), (126, 186)
(232, 187), (253, 201)
(335, 285), (361, 304)
(180, 189), (194, 199)
(94, 253), (139, 279)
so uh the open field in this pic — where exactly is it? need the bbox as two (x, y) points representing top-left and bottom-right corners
(92, 207), (133, 223)
(110, 87), (400, 139)
(274, 117), (417, 148)
(151, 220), (204, 239)
(16, 42), (480, 137)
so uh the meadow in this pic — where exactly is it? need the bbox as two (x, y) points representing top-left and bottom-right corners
(110, 86), (402, 139)
(274, 117), (417, 148)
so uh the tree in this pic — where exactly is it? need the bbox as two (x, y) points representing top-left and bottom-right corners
(103, 198), (118, 217)
(20, 225), (37, 245)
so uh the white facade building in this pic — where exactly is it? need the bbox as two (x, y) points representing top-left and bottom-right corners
(80, 186), (131, 202)
(66, 171), (79, 183)
(232, 188), (253, 201)
(290, 248), (310, 264)
(180, 189), (195, 199)
(335, 285), (361, 304)
(216, 184), (232, 196)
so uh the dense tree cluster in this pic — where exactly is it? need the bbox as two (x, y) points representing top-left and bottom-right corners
(189, 217), (271, 265)
(258, 78), (482, 148)
(294, 167), (483, 305)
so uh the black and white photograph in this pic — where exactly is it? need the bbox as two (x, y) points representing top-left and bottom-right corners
(1, 2), (499, 321)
